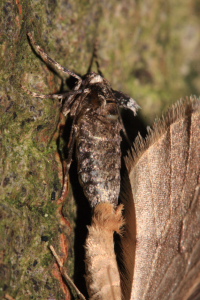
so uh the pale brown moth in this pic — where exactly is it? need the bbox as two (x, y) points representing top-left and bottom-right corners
(85, 97), (200, 300)
(125, 97), (199, 300)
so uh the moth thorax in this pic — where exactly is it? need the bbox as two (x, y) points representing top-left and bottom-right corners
(105, 103), (119, 120)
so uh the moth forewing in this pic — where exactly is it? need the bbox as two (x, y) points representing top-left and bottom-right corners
(123, 97), (200, 300)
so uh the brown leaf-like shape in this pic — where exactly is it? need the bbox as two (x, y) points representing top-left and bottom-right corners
(123, 97), (200, 300)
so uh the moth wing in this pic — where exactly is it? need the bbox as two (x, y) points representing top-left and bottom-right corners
(121, 97), (200, 300)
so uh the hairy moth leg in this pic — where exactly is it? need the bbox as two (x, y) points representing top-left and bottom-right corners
(85, 203), (124, 300)
(27, 32), (82, 89)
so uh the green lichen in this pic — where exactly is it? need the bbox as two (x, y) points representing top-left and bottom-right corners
(41, 252), (53, 267)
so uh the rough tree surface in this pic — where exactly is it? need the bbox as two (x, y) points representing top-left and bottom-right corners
(0, 0), (200, 299)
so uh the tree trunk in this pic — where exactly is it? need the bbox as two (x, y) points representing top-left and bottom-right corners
(0, 1), (101, 299)
(1, 1), (200, 299)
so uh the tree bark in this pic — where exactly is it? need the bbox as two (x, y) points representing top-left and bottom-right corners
(1, 1), (200, 299)
(0, 1), (101, 299)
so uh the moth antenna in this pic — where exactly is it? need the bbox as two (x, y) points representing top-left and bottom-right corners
(27, 32), (82, 89)
(87, 38), (104, 77)
(49, 245), (87, 300)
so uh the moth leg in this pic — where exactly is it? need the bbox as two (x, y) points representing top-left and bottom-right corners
(27, 32), (82, 89)
(60, 89), (91, 200)
(22, 85), (82, 104)
(62, 90), (84, 116)
(59, 124), (77, 202)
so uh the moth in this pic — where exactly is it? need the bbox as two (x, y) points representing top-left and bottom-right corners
(25, 32), (139, 207)
(124, 97), (200, 300)
(85, 97), (200, 300)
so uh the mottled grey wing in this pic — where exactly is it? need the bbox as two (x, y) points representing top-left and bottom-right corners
(122, 97), (200, 300)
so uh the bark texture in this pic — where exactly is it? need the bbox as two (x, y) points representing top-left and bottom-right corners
(0, 1), (102, 299)
(1, 1), (200, 300)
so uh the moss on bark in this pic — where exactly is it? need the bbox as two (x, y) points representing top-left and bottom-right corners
(0, 0), (199, 299)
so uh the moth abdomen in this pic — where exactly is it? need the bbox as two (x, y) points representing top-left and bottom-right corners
(76, 111), (121, 207)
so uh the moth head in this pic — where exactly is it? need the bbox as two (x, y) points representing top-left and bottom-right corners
(88, 72), (104, 84)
